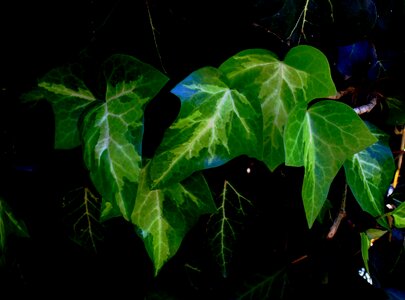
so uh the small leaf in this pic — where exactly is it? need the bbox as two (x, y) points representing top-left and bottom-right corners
(391, 201), (405, 228)
(285, 100), (377, 227)
(386, 96), (405, 126)
(132, 162), (215, 276)
(28, 64), (97, 149)
(150, 66), (263, 188)
(82, 54), (169, 221)
(360, 232), (371, 274)
(360, 228), (387, 275)
(0, 198), (29, 253)
(220, 45), (336, 171)
(344, 122), (395, 228)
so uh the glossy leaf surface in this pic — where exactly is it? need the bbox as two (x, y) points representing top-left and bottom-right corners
(219, 45), (336, 171)
(150, 67), (263, 188)
(344, 122), (395, 228)
(285, 100), (377, 227)
(132, 163), (215, 275)
(82, 55), (169, 221)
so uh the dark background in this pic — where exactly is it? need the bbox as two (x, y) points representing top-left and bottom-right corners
(1, 0), (404, 299)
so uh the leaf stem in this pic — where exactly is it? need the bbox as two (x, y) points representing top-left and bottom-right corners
(327, 183), (347, 239)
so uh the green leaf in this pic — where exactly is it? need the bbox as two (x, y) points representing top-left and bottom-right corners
(360, 229), (387, 275)
(386, 96), (405, 126)
(391, 201), (405, 228)
(29, 64), (97, 149)
(344, 122), (395, 228)
(150, 66), (263, 188)
(219, 45), (336, 171)
(209, 180), (252, 278)
(360, 232), (371, 274)
(0, 198), (29, 253)
(132, 162), (215, 276)
(62, 187), (104, 253)
(285, 100), (377, 227)
(82, 54), (169, 221)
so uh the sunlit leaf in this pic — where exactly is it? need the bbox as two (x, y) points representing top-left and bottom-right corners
(132, 162), (215, 276)
(285, 100), (377, 227)
(220, 45), (336, 171)
(25, 64), (97, 149)
(150, 67), (263, 188)
(82, 54), (169, 221)
(360, 232), (371, 274)
(344, 122), (395, 228)
(360, 228), (386, 275)
(391, 201), (405, 228)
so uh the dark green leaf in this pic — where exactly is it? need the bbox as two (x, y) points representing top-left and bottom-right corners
(209, 181), (252, 278)
(0, 198), (29, 252)
(32, 64), (97, 149)
(237, 268), (289, 300)
(386, 96), (405, 126)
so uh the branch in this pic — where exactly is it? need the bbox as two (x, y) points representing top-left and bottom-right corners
(327, 183), (347, 239)
(387, 126), (405, 197)
(353, 96), (377, 115)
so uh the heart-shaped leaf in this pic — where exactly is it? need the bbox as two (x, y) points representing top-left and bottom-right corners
(132, 162), (215, 275)
(344, 122), (395, 228)
(150, 66), (263, 188)
(285, 100), (377, 227)
(219, 45), (336, 171)
(82, 54), (169, 221)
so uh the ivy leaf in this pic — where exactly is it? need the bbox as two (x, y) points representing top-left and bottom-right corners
(360, 229), (387, 275)
(132, 162), (215, 276)
(62, 187), (104, 253)
(285, 100), (377, 228)
(344, 122), (395, 229)
(150, 67), (263, 188)
(23, 64), (97, 149)
(0, 198), (29, 253)
(386, 96), (405, 126)
(360, 232), (371, 274)
(391, 201), (405, 228)
(219, 45), (336, 171)
(82, 54), (169, 221)
(209, 180), (252, 278)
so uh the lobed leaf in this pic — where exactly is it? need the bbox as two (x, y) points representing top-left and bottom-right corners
(150, 67), (263, 188)
(82, 54), (169, 221)
(285, 100), (377, 227)
(32, 64), (97, 149)
(344, 122), (395, 228)
(220, 45), (336, 171)
(0, 198), (29, 253)
(132, 162), (215, 276)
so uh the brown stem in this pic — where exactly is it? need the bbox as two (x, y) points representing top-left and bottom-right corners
(327, 184), (347, 240)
